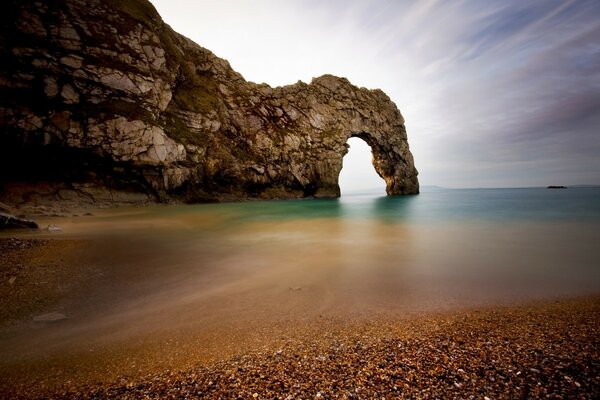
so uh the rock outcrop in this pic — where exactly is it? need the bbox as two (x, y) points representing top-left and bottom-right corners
(0, 0), (418, 208)
(0, 212), (38, 229)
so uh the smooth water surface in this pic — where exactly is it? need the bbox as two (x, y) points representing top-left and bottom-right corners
(1, 187), (599, 383)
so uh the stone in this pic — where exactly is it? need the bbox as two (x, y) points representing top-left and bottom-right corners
(99, 71), (138, 93)
(44, 77), (59, 97)
(0, 0), (418, 207)
(59, 25), (80, 41)
(0, 212), (38, 229)
(61, 84), (79, 104)
(59, 55), (83, 69)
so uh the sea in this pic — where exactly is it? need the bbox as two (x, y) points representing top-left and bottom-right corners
(1, 186), (599, 376)
(52, 185), (600, 312)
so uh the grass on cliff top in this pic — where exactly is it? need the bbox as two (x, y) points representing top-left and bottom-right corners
(104, 0), (159, 28)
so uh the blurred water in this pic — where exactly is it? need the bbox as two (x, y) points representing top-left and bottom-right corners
(196, 186), (600, 224)
(1, 187), (599, 382)
(46, 186), (600, 311)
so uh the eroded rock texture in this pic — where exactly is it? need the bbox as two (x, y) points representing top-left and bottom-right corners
(0, 0), (418, 207)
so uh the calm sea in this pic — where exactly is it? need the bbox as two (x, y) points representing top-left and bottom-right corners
(58, 186), (600, 310)
(2, 186), (599, 377)
(205, 186), (600, 223)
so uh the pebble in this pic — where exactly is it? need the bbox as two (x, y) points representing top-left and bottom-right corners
(2, 299), (598, 399)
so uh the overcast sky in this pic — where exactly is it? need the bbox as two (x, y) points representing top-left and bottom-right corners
(150, 0), (600, 190)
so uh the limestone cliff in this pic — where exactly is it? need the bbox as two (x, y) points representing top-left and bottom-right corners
(0, 0), (418, 209)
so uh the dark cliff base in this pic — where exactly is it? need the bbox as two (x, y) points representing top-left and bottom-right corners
(0, 0), (418, 209)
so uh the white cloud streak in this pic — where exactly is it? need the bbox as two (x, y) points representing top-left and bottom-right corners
(151, 0), (600, 189)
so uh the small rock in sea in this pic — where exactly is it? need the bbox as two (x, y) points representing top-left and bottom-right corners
(46, 224), (62, 232)
(8, 276), (16, 285)
(33, 312), (67, 322)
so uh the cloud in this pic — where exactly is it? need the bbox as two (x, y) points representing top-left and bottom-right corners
(408, 0), (600, 187)
(150, 0), (600, 188)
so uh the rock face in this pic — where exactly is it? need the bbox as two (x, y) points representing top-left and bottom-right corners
(0, 0), (418, 207)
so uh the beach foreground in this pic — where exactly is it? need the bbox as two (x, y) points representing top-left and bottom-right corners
(1, 238), (599, 399)
(2, 190), (600, 399)
(76, 299), (599, 400)
(3, 297), (599, 399)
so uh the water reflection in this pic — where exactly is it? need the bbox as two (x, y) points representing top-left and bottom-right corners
(195, 192), (421, 224)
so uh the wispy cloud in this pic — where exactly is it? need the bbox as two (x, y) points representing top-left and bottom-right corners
(151, 0), (600, 188)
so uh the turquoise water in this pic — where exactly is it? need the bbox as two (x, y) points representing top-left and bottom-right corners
(70, 187), (600, 303)
(121, 186), (600, 305)
(185, 186), (600, 224)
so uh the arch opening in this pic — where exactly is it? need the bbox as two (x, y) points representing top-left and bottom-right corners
(338, 137), (386, 196)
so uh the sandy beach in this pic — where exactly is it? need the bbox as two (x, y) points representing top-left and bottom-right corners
(1, 230), (598, 399)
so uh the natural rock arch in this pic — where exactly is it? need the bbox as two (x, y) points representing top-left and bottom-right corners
(347, 129), (418, 196)
(336, 132), (410, 196)
(0, 0), (419, 207)
(321, 127), (419, 198)
(265, 74), (419, 199)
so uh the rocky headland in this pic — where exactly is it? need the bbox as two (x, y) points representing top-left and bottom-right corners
(0, 0), (418, 214)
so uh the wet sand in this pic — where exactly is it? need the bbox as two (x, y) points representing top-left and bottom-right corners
(1, 204), (599, 398)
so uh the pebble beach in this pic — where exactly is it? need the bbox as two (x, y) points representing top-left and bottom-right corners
(57, 299), (600, 400)
(1, 237), (598, 400)
(1, 194), (599, 399)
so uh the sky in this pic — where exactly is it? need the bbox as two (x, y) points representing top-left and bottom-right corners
(150, 0), (600, 190)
